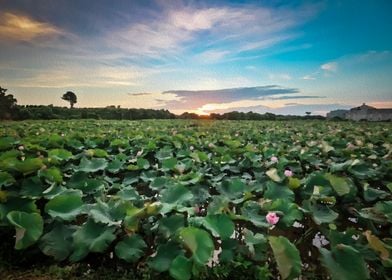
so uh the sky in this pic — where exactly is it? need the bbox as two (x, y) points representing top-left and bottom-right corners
(0, 0), (391, 115)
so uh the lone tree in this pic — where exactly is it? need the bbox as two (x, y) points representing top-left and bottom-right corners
(305, 111), (311, 116)
(62, 91), (77, 108)
(0, 86), (18, 120)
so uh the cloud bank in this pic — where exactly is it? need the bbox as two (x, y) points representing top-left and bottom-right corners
(129, 85), (325, 114)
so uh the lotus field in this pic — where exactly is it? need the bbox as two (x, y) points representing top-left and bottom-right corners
(0, 120), (391, 279)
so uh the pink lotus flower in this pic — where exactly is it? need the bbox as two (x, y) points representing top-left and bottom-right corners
(271, 156), (278, 163)
(284, 169), (293, 177)
(194, 205), (200, 214)
(266, 212), (280, 225)
(346, 143), (355, 149)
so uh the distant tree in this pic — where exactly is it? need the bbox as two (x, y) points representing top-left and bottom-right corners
(62, 91), (77, 108)
(0, 86), (18, 120)
(305, 112), (311, 116)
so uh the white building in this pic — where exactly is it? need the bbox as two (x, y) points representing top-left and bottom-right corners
(327, 103), (392, 121)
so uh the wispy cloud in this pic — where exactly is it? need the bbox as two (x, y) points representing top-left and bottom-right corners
(195, 50), (231, 62)
(3, 64), (152, 88)
(160, 86), (299, 109)
(321, 62), (338, 72)
(268, 73), (292, 81)
(0, 12), (64, 41)
(302, 74), (316, 80)
(102, 3), (319, 62)
(303, 50), (392, 81)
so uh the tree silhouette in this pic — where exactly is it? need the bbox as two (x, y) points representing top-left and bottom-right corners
(62, 91), (77, 108)
(0, 86), (18, 120)
(305, 112), (311, 116)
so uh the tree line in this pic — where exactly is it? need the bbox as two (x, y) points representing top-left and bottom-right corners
(0, 86), (325, 121)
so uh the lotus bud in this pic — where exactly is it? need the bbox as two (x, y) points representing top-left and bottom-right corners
(266, 212), (280, 225)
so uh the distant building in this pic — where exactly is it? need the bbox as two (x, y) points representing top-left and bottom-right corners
(346, 103), (392, 121)
(326, 109), (348, 119)
(327, 103), (392, 121)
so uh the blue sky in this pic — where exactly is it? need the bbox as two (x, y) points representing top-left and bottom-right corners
(0, 0), (391, 115)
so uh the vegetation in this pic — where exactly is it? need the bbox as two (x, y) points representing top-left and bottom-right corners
(12, 105), (324, 121)
(0, 87), (18, 120)
(16, 105), (177, 120)
(0, 120), (391, 279)
(62, 91), (78, 109)
(1, 86), (325, 121)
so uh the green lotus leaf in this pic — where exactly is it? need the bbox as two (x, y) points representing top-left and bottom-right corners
(191, 151), (208, 162)
(155, 148), (173, 161)
(219, 239), (237, 262)
(116, 187), (141, 202)
(302, 172), (332, 199)
(39, 224), (74, 261)
(7, 211), (43, 250)
(20, 176), (46, 198)
(288, 177), (301, 189)
(348, 163), (378, 180)
(202, 214), (234, 240)
(48, 149), (73, 163)
(76, 157), (108, 173)
(207, 195), (230, 215)
(150, 177), (168, 191)
(115, 234), (147, 262)
(162, 157), (177, 170)
(169, 255), (192, 280)
(0, 197), (38, 222)
(161, 184), (193, 205)
(89, 199), (130, 226)
(244, 229), (268, 261)
(45, 190), (84, 221)
(264, 181), (295, 201)
(15, 158), (44, 175)
(39, 167), (63, 183)
(148, 241), (182, 272)
(107, 159), (124, 174)
(0, 171), (16, 188)
(70, 219), (116, 261)
(269, 236), (302, 280)
(374, 201), (392, 223)
(324, 173), (351, 196)
(363, 184), (389, 202)
(158, 214), (185, 238)
(67, 171), (105, 193)
(241, 201), (270, 228)
(179, 227), (214, 265)
(86, 148), (108, 158)
(110, 139), (129, 148)
(303, 200), (338, 225)
(319, 244), (369, 280)
(176, 171), (203, 185)
(218, 178), (246, 199)
(0, 150), (20, 161)
(137, 158), (150, 169)
(0, 136), (17, 150)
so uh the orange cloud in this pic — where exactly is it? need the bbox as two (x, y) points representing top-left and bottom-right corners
(367, 101), (392, 109)
(0, 12), (62, 41)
